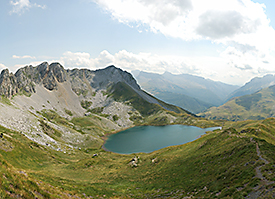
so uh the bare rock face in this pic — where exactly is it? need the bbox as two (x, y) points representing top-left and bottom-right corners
(50, 62), (67, 83)
(0, 62), (139, 98)
(67, 65), (140, 96)
(42, 69), (57, 90)
(0, 62), (68, 97)
(38, 62), (67, 90)
(91, 65), (140, 90)
(67, 69), (91, 96)
(0, 69), (18, 98)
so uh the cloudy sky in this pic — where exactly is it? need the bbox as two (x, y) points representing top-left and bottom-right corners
(1, 0), (275, 85)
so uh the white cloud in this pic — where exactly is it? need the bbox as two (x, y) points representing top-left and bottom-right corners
(12, 55), (36, 59)
(60, 51), (114, 69)
(59, 49), (275, 85)
(60, 50), (199, 75)
(10, 0), (46, 15)
(93, 0), (273, 42)
(93, 0), (275, 78)
(0, 64), (7, 70)
(220, 44), (275, 77)
(196, 10), (259, 39)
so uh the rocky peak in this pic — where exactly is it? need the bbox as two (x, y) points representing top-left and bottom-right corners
(0, 69), (18, 98)
(40, 62), (67, 90)
(0, 62), (68, 97)
(0, 69), (10, 79)
(0, 62), (141, 98)
(49, 63), (67, 83)
(36, 62), (49, 80)
(91, 65), (140, 90)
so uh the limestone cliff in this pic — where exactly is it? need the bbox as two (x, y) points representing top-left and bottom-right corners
(0, 62), (192, 151)
(0, 62), (140, 98)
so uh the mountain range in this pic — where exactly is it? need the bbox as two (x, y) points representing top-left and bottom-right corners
(132, 71), (275, 119)
(199, 74), (275, 121)
(0, 62), (196, 151)
(226, 74), (275, 101)
(132, 70), (239, 113)
(200, 84), (275, 121)
(1, 63), (275, 198)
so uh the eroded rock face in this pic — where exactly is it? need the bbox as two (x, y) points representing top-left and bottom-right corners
(0, 62), (68, 97)
(67, 65), (140, 96)
(0, 69), (18, 98)
(0, 62), (139, 98)
(50, 63), (67, 83)
(91, 65), (140, 90)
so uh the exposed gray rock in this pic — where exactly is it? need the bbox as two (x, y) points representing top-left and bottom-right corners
(0, 69), (18, 98)
(42, 69), (57, 90)
(50, 63), (67, 83)
(67, 69), (91, 96)
(91, 65), (140, 90)
(129, 156), (139, 167)
(66, 65), (140, 97)
(39, 62), (67, 91)
(0, 62), (140, 99)
(0, 62), (68, 97)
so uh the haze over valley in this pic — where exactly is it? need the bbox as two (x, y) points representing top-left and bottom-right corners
(1, 0), (275, 198)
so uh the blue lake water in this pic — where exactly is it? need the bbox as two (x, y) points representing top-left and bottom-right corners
(104, 125), (221, 154)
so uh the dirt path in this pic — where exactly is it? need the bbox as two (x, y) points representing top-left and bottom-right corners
(246, 141), (274, 199)
(255, 143), (270, 183)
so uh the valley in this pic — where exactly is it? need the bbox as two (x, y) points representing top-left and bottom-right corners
(200, 84), (275, 121)
(132, 70), (239, 114)
(1, 63), (275, 198)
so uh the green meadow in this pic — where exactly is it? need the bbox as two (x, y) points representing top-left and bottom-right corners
(1, 115), (275, 198)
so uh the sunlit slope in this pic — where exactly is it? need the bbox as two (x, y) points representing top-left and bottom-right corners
(0, 63), (200, 151)
(133, 71), (239, 113)
(200, 85), (275, 121)
(154, 91), (212, 113)
(227, 74), (275, 101)
(2, 118), (275, 198)
(2, 62), (275, 198)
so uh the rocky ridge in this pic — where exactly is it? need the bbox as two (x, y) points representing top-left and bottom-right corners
(0, 62), (190, 151)
(0, 62), (67, 98)
(0, 62), (139, 98)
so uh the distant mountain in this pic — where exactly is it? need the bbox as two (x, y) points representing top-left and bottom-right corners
(200, 84), (275, 121)
(226, 74), (275, 101)
(0, 62), (194, 149)
(2, 63), (275, 198)
(152, 91), (213, 114)
(132, 70), (239, 113)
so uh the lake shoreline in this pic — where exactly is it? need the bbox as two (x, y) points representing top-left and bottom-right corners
(102, 124), (222, 154)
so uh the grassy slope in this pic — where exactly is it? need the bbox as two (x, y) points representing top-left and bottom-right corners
(109, 82), (163, 116)
(200, 85), (275, 121)
(0, 125), (82, 198)
(154, 91), (213, 113)
(135, 71), (238, 107)
(2, 82), (275, 198)
(109, 82), (193, 116)
(2, 113), (275, 198)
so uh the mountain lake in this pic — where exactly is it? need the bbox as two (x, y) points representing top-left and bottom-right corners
(104, 125), (221, 154)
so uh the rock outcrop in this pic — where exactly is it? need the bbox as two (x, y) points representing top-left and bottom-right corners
(0, 62), (191, 152)
(0, 62), (140, 98)
(0, 62), (68, 98)
(67, 65), (140, 95)
(0, 69), (18, 98)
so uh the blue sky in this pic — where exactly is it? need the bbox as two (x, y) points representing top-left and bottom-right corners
(1, 0), (275, 85)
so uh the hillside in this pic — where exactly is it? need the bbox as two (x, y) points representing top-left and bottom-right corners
(2, 110), (275, 198)
(1, 62), (275, 198)
(152, 91), (213, 114)
(200, 85), (275, 121)
(132, 70), (239, 113)
(0, 62), (197, 151)
(227, 74), (275, 101)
